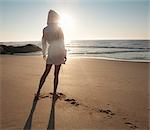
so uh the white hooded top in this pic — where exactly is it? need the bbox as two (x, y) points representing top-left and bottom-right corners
(42, 24), (66, 65)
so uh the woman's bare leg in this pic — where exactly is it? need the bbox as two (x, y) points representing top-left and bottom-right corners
(53, 65), (61, 94)
(37, 64), (52, 94)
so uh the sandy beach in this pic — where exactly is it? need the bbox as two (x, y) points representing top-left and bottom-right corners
(0, 55), (149, 130)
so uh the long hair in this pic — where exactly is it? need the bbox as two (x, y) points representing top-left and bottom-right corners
(47, 10), (60, 25)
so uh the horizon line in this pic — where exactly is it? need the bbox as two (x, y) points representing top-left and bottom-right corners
(0, 38), (150, 42)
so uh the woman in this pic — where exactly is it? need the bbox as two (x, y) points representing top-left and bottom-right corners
(35, 10), (67, 99)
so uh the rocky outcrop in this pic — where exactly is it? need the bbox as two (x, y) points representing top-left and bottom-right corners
(0, 44), (42, 54)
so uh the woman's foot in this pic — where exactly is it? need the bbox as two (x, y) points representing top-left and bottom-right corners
(34, 92), (40, 100)
(53, 92), (59, 100)
(49, 92), (58, 96)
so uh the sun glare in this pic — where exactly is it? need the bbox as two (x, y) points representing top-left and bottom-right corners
(59, 13), (73, 31)
(59, 14), (74, 44)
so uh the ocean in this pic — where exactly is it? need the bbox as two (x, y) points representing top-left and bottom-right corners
(0, 40), (150, 62)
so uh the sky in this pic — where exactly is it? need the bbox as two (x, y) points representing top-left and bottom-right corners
(0, 0), (149, 42)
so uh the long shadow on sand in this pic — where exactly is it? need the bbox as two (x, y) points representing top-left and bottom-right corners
(47, 94), (58, 130)
(23, 97), (38, 130)
(23, 93), (58, 130)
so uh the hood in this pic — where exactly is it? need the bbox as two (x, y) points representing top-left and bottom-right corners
(47, 10), (60, 25)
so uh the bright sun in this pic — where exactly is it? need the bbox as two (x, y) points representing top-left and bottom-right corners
(58, 13), (74, 34)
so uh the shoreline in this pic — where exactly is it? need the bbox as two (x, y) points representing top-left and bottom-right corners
(1, 54), (150, 63)
(68, 56), (150, 63)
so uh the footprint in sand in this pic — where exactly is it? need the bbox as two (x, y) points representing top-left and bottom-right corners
(95, 108), (115, 116)
(37, 93), (52, 100)
(57, 92), (67, 99)
(124, 122), (138, 129)
(64, 98), (80, 106)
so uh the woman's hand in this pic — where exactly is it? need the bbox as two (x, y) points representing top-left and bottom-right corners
(64, 56), (67, 63)
(43, 55), (47, 61)
(64, 49), (67, 63)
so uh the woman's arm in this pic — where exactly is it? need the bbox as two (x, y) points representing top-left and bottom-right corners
(42, 28), (47, 59)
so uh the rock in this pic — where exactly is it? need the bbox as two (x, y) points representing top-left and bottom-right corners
(0, 44), (42, 54)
